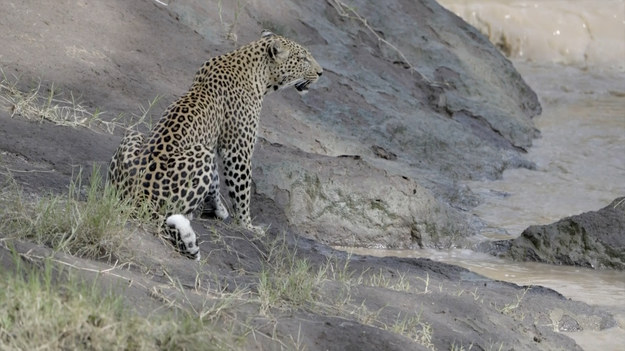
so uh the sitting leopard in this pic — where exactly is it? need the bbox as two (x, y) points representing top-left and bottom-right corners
(108, 31), (322, 260)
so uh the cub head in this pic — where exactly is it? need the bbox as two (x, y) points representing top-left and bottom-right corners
(262, 30), (323, 94)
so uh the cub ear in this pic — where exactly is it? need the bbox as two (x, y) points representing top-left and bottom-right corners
(268, 40), (290, 64)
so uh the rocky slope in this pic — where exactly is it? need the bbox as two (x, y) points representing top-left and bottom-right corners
(1, 1), (616, 350)
(1, 0), (540, 249)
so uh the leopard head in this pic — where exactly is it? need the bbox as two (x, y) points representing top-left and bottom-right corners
(262, 30), (323, 94)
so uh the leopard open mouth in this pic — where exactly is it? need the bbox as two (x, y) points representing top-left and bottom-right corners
(294, 80), (311, 92)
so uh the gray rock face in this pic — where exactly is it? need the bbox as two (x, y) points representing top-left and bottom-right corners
(254, 140), (471, 248)
(165, 0), (541, 248)
(1, 0), (541, 248)
(483, 198), (625, 270)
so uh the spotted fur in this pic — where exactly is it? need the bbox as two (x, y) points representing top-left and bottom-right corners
(108, 31), (322, 259)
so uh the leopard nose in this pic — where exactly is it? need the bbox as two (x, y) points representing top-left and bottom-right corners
(317, 71), (322, 77)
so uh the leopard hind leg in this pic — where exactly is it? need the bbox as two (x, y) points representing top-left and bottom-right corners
(201, 161), (229, 220)
(108, 130), (145, 193)
(157, 144), (217, 260)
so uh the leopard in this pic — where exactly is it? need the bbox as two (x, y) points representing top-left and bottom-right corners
(108, 30), (322, 260)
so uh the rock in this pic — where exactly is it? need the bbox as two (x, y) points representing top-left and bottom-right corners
(164, 0), (541, 246)
(482, 197), (625, 270)
(254, 139), (470, 248)
(371, 145), (397, 161)
(559, 315), (583, 332)
(0, 2), (618, 350)
(0, 0), (541, 248)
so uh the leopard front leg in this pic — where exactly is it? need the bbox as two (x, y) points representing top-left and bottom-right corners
(221, 146), (264, 235)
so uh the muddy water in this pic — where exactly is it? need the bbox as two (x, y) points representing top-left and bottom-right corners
(459, 58), (625, 351)
(468, 62), (625, 239)
(438, 0), (625, 70)
(341, 67), (625, 347)
(340, 1), (625, 349)
(439, 0), (625, 238)
(342, 247), (625, 350)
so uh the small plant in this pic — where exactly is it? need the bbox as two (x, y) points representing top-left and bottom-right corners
(316, 253), (354, 284)
(0, 67), (160, 134)
(257, 235), (317, 315)
(0, 69), (110, 132)
(350, 301), (384, 325)
(450, 341), (474, 351)
(127, 95), (162, 132)
(417, 272), (430, 294)
(363, 268), (411, 292)
(217, 0), (247, 43)
(486, 341), (505, 351)
(0, 165), (139, 261)
(498, 286), (530, 319)
(386, 311), (435, 350)
(0, 255), (238, 350)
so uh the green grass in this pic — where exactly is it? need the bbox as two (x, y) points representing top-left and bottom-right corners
(0, 255), (237, 351)
(386, 311), (435, 350)
(254, 238), (439, 349)
(0, 166), (142, 261)
(0, 166), (441, 349)
(257, 235), (317, 315)
(361, 268), (412, 292)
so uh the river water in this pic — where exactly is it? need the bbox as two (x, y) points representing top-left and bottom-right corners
(345, 1), (625, 349)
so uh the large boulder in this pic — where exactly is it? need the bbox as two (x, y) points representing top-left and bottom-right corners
(238, 0), (540, 247)
(253, 140), (470, 248)
(483, 198), (625, 270)
(0, 0), (541, 248)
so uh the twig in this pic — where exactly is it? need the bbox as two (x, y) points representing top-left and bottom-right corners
(328, 0), (433, 84)
(16, 250), (147, 290)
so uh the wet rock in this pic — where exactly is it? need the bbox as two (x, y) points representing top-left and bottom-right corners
(253, 139), (470, 248)
(482, 197), (625, 270)
(559, 315), (583, 332)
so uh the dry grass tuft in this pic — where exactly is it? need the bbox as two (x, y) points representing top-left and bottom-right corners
(0, 256), (237, 350)
(0, 166), (137, 261)
(0, 67), (159, 134)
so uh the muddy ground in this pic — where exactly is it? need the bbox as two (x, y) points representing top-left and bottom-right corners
(3, 106), (615, 349)
(0, 0), (618, 350)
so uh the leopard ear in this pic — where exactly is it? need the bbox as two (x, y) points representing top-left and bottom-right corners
(261, 29), (275, 38)
(268, 40), (290, 64)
